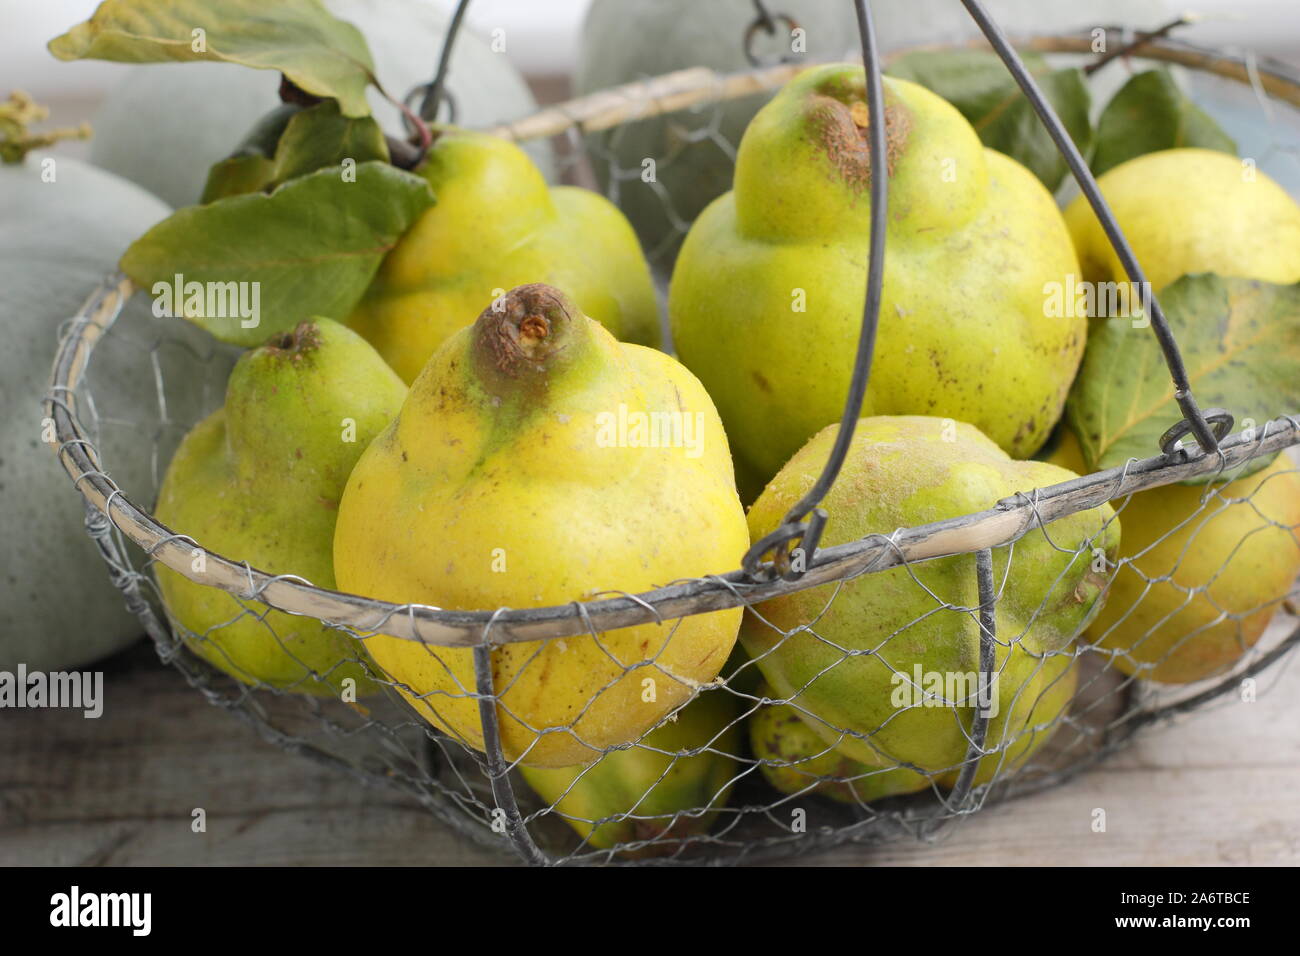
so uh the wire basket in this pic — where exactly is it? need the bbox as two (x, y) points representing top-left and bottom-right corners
(44, 3), (1300, 866)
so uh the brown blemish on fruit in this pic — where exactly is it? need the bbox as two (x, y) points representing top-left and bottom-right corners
(1013, 417), (1037, 446)
(807, 83), (911, 193)
(1079, 560), (1114, 603)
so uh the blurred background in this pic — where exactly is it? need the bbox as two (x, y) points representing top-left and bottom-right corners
(7, 0), (1300, 149)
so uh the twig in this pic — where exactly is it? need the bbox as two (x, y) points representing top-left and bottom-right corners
(1083, 16), (1197, 76)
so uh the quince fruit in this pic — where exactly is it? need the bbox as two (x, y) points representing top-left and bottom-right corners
(749, 684), (932, 804)
(349, 128), (660, 382)
(520, 688), (741, 857)
(742, 416), (1115, 774)
(1047, 429), (1300, 683)
(155, 319), (405, 694)
(1065, 148), (1300, 292)
(669, 65), (1083, 488)
(334, 284), (748, 767)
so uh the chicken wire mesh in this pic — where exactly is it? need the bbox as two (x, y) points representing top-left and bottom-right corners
(41, 2), (1300, 866)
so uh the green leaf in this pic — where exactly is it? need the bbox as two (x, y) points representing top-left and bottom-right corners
(1091, 69), (1237, 176)
(199, 103), (301, 203)
(201, 153), (275, 203)
(1066, 275), (1300, 483)
(121, 162), (435, 347)
(233, 103), (304, 158)
(48, 0), (377, 117)
(887, 49), (1091, 191)
(271, 100), (388, 186)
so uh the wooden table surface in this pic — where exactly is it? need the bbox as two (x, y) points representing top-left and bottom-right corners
(2, 638), (1298, 867)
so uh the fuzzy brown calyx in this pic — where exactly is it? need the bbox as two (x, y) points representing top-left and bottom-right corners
(262, 320), (322, 360)
(806, 79), (911, 192)
(472, 283), (581, 379)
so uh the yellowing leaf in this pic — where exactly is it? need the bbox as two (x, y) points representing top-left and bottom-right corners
(49, 0), (377, 117)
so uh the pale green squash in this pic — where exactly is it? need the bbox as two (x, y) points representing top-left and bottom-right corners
(0, 156), (236, 671)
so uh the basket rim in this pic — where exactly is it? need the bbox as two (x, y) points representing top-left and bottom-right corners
(45, 278), (1300, 647)
(485, 32), (1300, 145)
(42, 38), (1300, 648)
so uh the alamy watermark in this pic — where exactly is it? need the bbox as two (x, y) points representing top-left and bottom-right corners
(890, 665), (1000, 718)
(152, 273), (260, 329)
(50, 886), (150, 935)
(0, 664), (102, 718)
(595, 403), (706, 459)
(1043, 274), (1152, 326)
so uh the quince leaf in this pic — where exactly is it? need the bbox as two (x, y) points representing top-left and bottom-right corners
(271, 100), (388, 186)
(1066, 274), (1300, 484)
(887, 49), (1091, 192)
(200, 153), (276, 203)
(121, 161), (435, 347)
(48, 0), (377, 117)
(200, 103), (302, 203)
(1091, 69), (1237, 176)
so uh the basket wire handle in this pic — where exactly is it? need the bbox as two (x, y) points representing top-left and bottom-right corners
(404, 0), (473, 157)
(419, 0), (471, 122)
(743, 1), (802, 67)
(751, 0), (778, 33)
(742, 0), (887, 583)
(960, 0), (1228, 456)
(747, 0), (1234, 583)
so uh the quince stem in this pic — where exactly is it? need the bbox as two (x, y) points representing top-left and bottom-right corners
(472, 284), (583, 382)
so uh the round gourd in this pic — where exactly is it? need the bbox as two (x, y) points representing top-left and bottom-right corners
(0, 156), (236, 671)
(89, 0), (550, 210)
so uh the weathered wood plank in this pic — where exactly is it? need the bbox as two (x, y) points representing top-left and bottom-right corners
(2, 640), (1297, 866)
